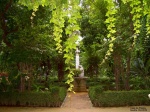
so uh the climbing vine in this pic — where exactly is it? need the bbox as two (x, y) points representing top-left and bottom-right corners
(101, 0), (117, 64)
(18, 0), (81, 92)
(64, 0), (81, 92)
(130, 0), (142, 45)
(143, 0), (150, 35)
(50, 7), (65, 53)
(122, 0), (150, 44)
(30, 10), (37, 27)
(102, 0), (149, 63)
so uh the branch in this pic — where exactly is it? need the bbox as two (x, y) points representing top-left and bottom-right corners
(2, 34), (12, 47)
(0, 0), (16, 47)
(5, 0), (13, 12)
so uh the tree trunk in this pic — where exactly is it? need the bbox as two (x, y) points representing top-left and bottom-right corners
(28, 74), (32, 91)
(113, 52), (121, 91)
(20, 76), (25, 92)
(58, 62), (64, 82)
(125, 54), (130, 90)
(46, 57), (51, 81)
(0, 0), (18, 47)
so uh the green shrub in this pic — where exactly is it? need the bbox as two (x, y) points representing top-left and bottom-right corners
(86, 82), (100, 88)
(89, 86), (150, 107)
(86, 77), (115, 90)
(73, 69), (82, 77)
(0, 87), (67, 107)
(59, 87), (67, 101)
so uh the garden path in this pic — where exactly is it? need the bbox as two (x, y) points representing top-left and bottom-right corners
(0, 92), (150, 112)
(61, 92), (93, 109)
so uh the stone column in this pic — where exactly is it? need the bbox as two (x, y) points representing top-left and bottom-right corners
(75, 47), (80, 69)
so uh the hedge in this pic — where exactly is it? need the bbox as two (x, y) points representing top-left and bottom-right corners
(89, 86), (150, 107)
(0, 87), (67, 107)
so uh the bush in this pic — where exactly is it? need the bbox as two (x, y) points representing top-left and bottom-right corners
(86, 77), (114, 90)
(89, 86), (150, 107)
(0, 87), (67, 107)
(73, 69), (82, 77)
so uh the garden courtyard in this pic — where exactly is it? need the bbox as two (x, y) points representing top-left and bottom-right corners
(0, 0), (150, 112)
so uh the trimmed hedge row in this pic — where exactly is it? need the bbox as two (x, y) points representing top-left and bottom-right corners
(0, 87), (67, 107)
(89, 86), (150, 107)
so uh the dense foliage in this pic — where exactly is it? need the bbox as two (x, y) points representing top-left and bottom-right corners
(80, 0), (150, 91)
(0, 0), (150, 93)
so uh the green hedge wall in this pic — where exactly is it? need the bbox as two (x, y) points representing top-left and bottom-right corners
(89, 86), (150, 107)
(0, 87), (67, 107)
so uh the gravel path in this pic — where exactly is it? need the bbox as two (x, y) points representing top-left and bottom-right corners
(0, 92), (149, 112)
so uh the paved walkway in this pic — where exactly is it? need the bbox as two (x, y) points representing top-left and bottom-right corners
(0, 92), (150, 112)
(62, 92), (93, 109)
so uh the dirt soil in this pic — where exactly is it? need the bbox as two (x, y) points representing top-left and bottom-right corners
(0, 92), (149, 112)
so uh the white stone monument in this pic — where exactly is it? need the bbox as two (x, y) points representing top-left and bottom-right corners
(74, 45), (87, 92)
(79, 65), (84, 77)
(75, 47), (80, 69)
(75, 46), (84, 77)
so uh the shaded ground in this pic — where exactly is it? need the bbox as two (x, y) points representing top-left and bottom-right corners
(0, 92), (149, 112)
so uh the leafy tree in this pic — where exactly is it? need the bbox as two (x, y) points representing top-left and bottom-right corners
(0, 1), (59, 92)
(80, 0), (150, 91)
(80, 0), (108, 77)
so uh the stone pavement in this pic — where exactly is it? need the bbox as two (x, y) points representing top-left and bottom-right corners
(0, 92), (150, 112)
(61, 92), (93, 109)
